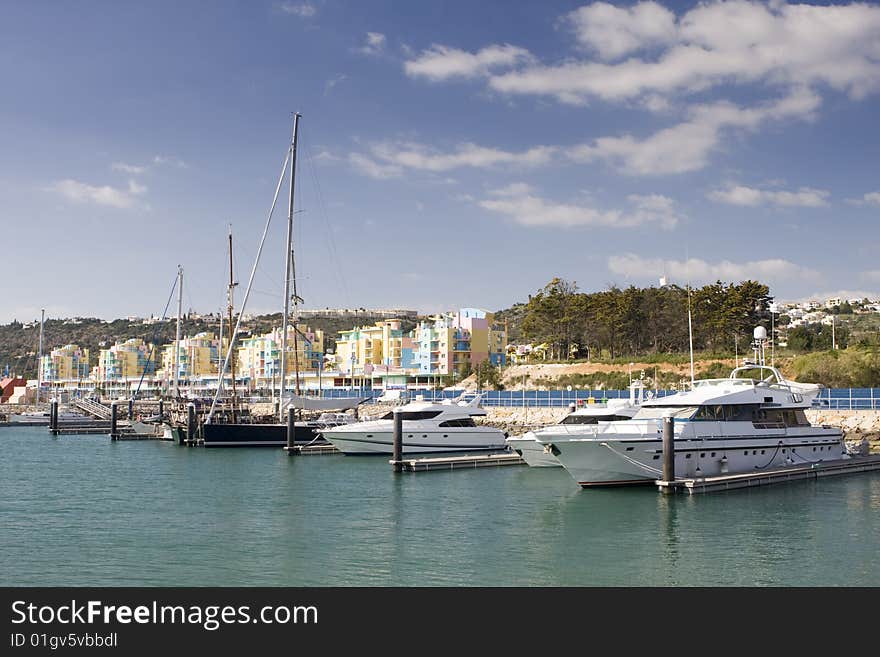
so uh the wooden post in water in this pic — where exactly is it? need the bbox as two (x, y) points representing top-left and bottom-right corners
(110, 402), (119, 441)
(186, 402), (197, 446)
(392, 409), (403, 472)
(50, 399), (59, 435)
(128, 398), (134, 421)
(661, 416), (675, 493)
(158, 399), (164, 420)
(287, 407), (296, 453)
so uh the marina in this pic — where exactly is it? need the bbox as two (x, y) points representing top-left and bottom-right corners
(2, 423), (879, 586)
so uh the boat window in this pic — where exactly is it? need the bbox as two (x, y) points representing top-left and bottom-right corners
(379, 410), (443, 421)
(631, 406), (698, 421)
(561, 415), (599, 425)
(693, 404), (759, 421)
(560, 414), (631, 424)
(438, 418), (476, 427)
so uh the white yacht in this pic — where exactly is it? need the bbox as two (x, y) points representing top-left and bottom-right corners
(320, 394), (507, 455)
(536, 363), (844, 487)
(508, 382), (646, 467)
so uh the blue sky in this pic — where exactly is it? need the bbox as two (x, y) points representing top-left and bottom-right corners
(2, 0), (879, 324)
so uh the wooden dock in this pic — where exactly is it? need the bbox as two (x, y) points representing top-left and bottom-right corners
(390, 452), (525, 472)
(283, 444), (341, 455)
(656, 454), (880, 494)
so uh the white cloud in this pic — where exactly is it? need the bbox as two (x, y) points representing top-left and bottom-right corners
(478, 185), (681, 229)
(793, 288), (880, 304)
(404, 44), (535, 80)
(348, 152), (403, 179)
(567, 1), (678, 60)
(152, 155), (188, 169)
(49, 178), (147, 209)
(489, 1), (880, 104)
(324, 74), (347, 95)
(708, 184), (830, 207)
(111, 162), (146, 175)
(360, 32), (386, 55)
(607, 253), (819, 283)
(566, 87), (820, 175)
(846, 191), (880, 206)
(350, 141), (556, 176)
(279, 2), (316, 17)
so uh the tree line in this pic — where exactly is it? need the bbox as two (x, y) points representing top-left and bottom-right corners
(516, 277), (774, 361)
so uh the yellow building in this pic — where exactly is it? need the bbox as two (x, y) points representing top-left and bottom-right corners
(95, 338), (156, 382)
(335, 320), (416, 374)
(160, 332), (223, 382)
(40, 344), (90, 382)
(237, 324), (324, 388)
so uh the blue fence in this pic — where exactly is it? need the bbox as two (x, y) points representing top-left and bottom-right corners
(316, 386), (880, 410)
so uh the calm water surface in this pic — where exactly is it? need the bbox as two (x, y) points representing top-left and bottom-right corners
(2, 426), (879, 586)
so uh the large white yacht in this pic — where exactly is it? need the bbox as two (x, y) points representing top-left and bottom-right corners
(320, 394), (508, 455)
(536, 359), (844, 487)
(507, 382), (646, 468)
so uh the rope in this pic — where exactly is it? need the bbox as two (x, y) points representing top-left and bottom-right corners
(132, 272), (179, 401)
(599, 441), (663, 476)
(208, 147), (291, 423)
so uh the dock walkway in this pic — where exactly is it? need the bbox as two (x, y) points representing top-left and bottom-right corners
(390, 452), (525, 472)
(656, 454), (880, 494)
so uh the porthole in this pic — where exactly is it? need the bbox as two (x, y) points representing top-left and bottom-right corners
(653, 455), (660, 460)
(744, 451), (748, 456)
(752, 450), (757, 455)
(626, 447), (634, 452)
(761, 450), (765, 454)
(685, 453), (692, 459)
(700, 452), (705, 458)
(711, 452), (716, 457)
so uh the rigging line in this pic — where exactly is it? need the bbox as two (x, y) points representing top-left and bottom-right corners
(208, 146), (292, 423)
(599, 441), (663, 476)
(752, 441), (784, 469)
(133, 272), (179, 400)
(303, 140), (352, 307)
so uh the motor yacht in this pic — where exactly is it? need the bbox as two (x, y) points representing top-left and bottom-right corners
(536, 363), (844, 487)
(508, 381), (646, 467)
(320, 394), (507, 455)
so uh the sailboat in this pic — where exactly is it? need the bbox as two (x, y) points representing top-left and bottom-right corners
(200, 113), (365, 447)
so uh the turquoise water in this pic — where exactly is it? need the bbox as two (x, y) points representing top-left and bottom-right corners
(2, 426), (879, 586)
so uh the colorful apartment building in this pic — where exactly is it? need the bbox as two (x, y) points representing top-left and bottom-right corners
(414, 308), (506, 376)
(95, 338), (156, 382)
(335, 309), (506, 381)
(160, 332), (222, 382)
(335, 320), (417, 375)
(40, 344), (91, 382)
(237, 324), (325, 387)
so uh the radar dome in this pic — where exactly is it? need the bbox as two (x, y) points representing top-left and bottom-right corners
(753, 326), (768, 340)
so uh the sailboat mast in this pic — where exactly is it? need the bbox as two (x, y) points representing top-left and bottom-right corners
(279, 112), (300, 419)
(173, 265), (183, 398)
(227, 225), (238, 411)
(37, 308), (44, 404)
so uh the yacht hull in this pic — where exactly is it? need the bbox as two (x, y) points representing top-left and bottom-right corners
(548, 430), (847, 487)
(201, 423), (326, 448)
(506, 436), (562, 467)
(322, 429), (507, 455)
